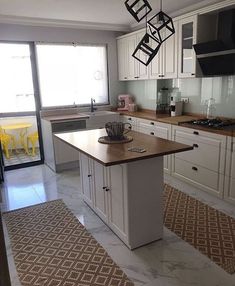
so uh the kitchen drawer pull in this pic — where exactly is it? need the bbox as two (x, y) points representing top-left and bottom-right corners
(88, 174), (92, 177)
(193, 131), (199, 135)
(192, 166), (198, 171)
(105, 188), (110, 192)
(150, 132), (155, 135)
(102, 186), (107, 190)
(193, 144), (199, 148)
(128, 126), (132, 130)
(128, 118), (132, 120)
(150, 122), (154, 125)
(191, 73), (195, 76)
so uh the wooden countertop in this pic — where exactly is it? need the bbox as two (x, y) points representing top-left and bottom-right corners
(42, 113), (89, 122)
(55, 129), (193, 166)
(119, 111), (235, 137)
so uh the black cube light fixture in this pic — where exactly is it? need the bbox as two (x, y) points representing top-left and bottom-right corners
(148, 0), (175, 43)
(132, 33), (162, 66)
(125, 0), (152, 22)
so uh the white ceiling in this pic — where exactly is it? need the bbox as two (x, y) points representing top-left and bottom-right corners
(0, 0), (224, 31)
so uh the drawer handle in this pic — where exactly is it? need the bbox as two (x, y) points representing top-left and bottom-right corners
(193, 131), (199, 135)
(193, 144), (198, 148)
(128, 118), (132, 120)
(105, 188), (110, 192)
(191, 73), (195, 76)
(150, 132), (155, 135)
(150, 122), (154, 125)
(128, 126), (132, 130)
(192, 167), (198, 171)
(102, 186), (107, 190)
(88, 174), (92, 177)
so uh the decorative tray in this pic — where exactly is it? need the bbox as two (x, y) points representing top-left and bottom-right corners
(98, 135), (133, 144)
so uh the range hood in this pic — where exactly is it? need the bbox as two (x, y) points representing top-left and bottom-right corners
(193, 9), (235, 76)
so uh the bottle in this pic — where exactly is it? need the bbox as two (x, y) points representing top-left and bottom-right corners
(206, 98), (216, 119)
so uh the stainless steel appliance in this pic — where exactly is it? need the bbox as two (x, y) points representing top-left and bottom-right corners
(185, 118), (235, 129)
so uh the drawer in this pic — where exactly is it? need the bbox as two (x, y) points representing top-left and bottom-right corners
(121, 116), (138, 131)
(172, 158), (223, 197)
(173, 126), (226, 148)
(174, 135), (225, 174)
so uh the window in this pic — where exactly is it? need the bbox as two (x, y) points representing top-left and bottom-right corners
(36, 43), (109, 108)
(0, 43), (36, 113)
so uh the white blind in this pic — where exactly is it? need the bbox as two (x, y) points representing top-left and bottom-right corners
(36, 43), (109, 108)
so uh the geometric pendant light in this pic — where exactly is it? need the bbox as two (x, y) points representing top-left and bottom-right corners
(148, 0), (175, 43)
(132, 33), (161, 66)
(124, 0), (152, 22)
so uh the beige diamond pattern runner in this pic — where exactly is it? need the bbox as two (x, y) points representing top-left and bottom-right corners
(164, 184), (235, 274)
(3, 200), (134, 286)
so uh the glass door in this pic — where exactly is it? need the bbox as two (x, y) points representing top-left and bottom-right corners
(0, 42), (43, 169)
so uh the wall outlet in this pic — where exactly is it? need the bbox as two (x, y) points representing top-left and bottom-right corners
(181, 97), (189, 103)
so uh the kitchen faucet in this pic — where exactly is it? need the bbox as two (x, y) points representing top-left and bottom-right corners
(90, 98), (97, 112)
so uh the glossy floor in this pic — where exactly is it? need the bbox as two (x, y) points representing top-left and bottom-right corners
(1, 165), (235, 286)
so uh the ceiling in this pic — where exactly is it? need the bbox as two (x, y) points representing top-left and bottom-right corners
(0, 0), (224, 31)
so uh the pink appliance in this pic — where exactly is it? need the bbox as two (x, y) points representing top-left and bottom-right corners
(117, 94), (133, 111)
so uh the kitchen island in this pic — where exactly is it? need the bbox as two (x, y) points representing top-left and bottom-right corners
(55, 129), (193, 249)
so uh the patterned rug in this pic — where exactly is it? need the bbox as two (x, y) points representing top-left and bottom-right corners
(3, 200), (134, 286)
(164, 184), (235, 274)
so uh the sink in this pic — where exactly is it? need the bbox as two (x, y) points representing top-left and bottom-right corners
(83, 111), (117, 116)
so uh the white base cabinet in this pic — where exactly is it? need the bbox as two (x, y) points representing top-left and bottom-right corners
(137, 118), (172, 174)
(224, 138), (235, 204)
(80, 152), (164, 249)
(171, 126), (226, 198)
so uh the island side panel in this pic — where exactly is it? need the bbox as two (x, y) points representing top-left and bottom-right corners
(126, 156), (164, 249)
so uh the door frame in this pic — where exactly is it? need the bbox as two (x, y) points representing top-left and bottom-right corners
(0, 41), (44, 171)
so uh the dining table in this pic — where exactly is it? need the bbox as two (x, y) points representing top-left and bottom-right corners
(1, 123), (32, 155)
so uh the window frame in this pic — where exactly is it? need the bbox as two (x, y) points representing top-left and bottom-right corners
(34, 42), (110, 110)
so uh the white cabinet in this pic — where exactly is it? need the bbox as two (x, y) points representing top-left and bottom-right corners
(224, 138), (235, 205)
(80, 153), (128, 244)
(172, 126), (226, 197)
(117, 31), (148, 81)
(80, 152), (164, 249)
(137, 118), (172, 173)
(121, 115), (138, 131)
(149, 21), (178, 79)
(41, 118), (83, 172)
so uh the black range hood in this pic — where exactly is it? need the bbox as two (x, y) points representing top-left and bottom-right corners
(193, 9), (235, 76)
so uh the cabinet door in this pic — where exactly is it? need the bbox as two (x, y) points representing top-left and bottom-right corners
(178, 15), (197, 78)
(107, 165), (128, 240)
(79, 153), (93, 207)
(127, 35), (138, 80)
(149, 39), (162, 79)
(163, 21), (178, 79)
(92, 160), (109, 223)
(117, 38), (128, 81)
(135, 31), (149, 80)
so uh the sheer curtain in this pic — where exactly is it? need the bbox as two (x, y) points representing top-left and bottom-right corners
(36, 43), (109, 108)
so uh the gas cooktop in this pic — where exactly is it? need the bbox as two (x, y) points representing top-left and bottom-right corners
(186, 118), (235, 128)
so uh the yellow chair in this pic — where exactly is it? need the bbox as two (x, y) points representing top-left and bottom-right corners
(0, 127), (16, 159)
(27, 132), (39, 156)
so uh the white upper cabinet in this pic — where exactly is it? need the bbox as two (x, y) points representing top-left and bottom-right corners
(117, 31), (148, 81)
(149, 21), (178, 79)
(178, 15), (198, 78)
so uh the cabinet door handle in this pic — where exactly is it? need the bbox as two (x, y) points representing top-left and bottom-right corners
(128, 126), (132, 130)
(134, 76), (139, 79)
(128, 118), (132, 120)
(88, 174), (92, 177)
(192, 166), (198, 171)
(150, 132), (155, 135)
(105, 188), (110, 192)
(193, 131), (199, 135)
(124, 77), (127, 79)
(193, 144), (198, 148)
(191, 73), (195, 76)
(150, 122), (154, 125)
(102, 186), (106, 190)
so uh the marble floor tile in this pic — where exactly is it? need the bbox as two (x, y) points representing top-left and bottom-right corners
(1, 164), (235, 286)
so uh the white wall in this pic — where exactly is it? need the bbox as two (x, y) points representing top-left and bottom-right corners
(0, 23), (126, 107)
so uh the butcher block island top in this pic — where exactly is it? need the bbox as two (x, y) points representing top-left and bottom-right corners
(55, 128), (193, 166)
